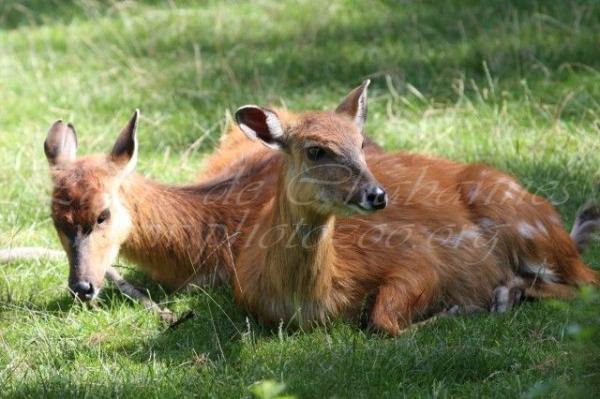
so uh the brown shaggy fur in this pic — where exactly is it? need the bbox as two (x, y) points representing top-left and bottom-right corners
(231, 92), (598, 336)
(49, 151), (280, 290)
(45, 110), (383, 298)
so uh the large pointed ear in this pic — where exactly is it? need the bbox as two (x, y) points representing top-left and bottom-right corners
(335, 79), (370, 133)
(235, 105), (285, 150)
(110, 109), (139, 176)
(44, 120), (78, 166)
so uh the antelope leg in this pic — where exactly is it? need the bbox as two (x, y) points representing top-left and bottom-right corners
(105, 266), (176, 323)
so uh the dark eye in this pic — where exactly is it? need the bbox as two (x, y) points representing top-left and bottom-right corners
(306, 146), (326, 161)
(361, 140), (366, 149)
(97, 209), (110, 225)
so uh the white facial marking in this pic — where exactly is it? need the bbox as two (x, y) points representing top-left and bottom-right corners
(101, 193), (111, 209)
(303, 140), (321, 149)
(109, 189), (133, 240)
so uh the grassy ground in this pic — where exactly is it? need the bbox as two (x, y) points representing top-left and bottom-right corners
(1, 0), (599, 397)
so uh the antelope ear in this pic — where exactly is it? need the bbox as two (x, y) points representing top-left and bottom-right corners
(235, 105), (285, 150)
(44, 120), (78, 166)
(110, 109), (139, 176)
(335, 79), (370, 133)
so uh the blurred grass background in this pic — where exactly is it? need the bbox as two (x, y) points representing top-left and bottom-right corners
(0, 0), (599, 397)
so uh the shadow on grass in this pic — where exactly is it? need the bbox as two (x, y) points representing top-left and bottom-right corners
(8, 296), (597, 398)
(126, 0), (600, 100)
(0, 291), (74, 315)
(0, 0), (91, 29)
(0, 0), (168, 29)
(122, 0), (600, 149)
(6, 1), (599, 145)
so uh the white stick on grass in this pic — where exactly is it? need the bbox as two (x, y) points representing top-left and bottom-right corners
(0, 247), (63, 263)
(0, 246), (174, 322)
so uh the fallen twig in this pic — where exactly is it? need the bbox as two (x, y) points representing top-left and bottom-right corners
(104, 266), (177, 323)
(0, 247), (63, 264)
(1, 246), (177, 323)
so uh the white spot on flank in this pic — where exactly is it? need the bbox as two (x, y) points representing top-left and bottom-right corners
(479, 217), (496, 230)
(443, 235), (462, 247)
(461, 229), (480, 240)
(467, 188), (479, 203)
(535, 220), (548, 236)
(517, 222), (536, 239)
(508, 181), (522, 192)
(498, 178), (522, 193)
(441, 228), (480, 247)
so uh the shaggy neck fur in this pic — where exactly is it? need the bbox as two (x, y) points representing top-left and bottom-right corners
(250, 166), (342, 325)
(118, 169), (265, 289)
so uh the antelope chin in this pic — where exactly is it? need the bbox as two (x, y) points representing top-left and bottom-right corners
(327, 202), (374, 217)
(312, 194), (374, 217)
(346, 203), (377, 215)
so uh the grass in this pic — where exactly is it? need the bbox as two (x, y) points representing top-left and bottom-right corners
(1, 0), (599, 397)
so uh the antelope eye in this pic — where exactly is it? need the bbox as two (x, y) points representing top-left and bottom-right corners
(97, 209), (110, 225)
(306, 146), (326, 161)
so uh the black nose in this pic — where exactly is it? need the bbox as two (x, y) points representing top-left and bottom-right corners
(71, 281), (95, 300)
(365, 186), (387, 210)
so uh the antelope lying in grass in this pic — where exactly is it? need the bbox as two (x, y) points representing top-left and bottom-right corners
(1, 84), (597, 328)
(38, 111), (283, 304)
(232, 80), (599, 335)
(3, 106), (384, 314)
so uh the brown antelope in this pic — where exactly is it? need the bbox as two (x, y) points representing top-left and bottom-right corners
(2, 84), (596, 325)
(36, 107), (388, 304)
(232, 80), (599, 335)
(41, 110), (284, 301)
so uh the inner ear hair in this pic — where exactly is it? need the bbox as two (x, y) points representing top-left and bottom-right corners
(235, 105), (286, 150)
(109, 109), (139, 178)
(44, 120), (78, 165)
(335, 79), (370, 132)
